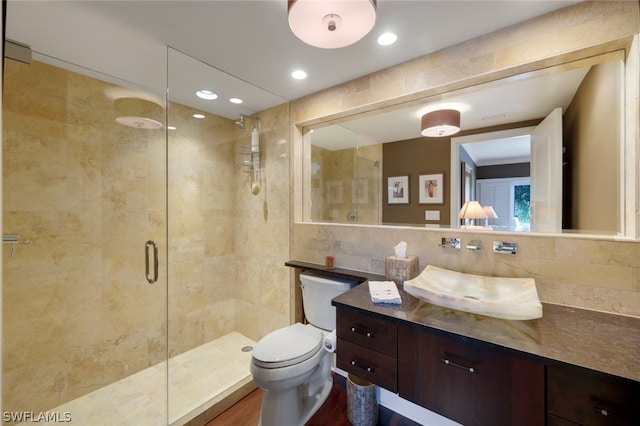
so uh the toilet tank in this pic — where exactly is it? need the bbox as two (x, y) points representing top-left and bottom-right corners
(300, 272), (359, 331)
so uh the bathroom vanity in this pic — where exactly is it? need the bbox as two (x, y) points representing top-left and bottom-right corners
(286, 261), (640, 426)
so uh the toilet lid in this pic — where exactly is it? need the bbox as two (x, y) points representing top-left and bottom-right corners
(252, 323), (323, 369)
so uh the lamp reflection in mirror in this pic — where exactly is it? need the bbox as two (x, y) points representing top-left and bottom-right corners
(482, 205), (498, 227)
(288, 0), (377, 49)
(421, 109), (461, 137)
(459, 200), (488, 229)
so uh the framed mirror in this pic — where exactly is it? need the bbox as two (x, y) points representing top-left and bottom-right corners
(304, 51), (629, 237)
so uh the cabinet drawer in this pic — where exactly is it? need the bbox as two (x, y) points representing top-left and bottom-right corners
(336, 308), (397, 357)
(336, 338), (397, 392)
(547, 364), (640, 425)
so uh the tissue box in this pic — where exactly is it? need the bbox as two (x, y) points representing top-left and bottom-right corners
(385, 255), (419, 285)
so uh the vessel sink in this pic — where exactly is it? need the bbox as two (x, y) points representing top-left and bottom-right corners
(403, 265), (542, 320)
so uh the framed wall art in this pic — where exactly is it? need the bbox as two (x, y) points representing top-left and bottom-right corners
(387, 175), (409, 204)
(419, 173), (444, 204)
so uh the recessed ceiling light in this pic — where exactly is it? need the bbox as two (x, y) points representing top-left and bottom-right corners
(377, 32), (397, 46)
(229, 98), (243, 104)
(168, 126), (177, 130)
(292, 69), (307, 80)
(193, 113), (205, 119)
(196, 90), (218, 100)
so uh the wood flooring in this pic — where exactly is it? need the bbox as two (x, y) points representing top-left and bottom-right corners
(204, 374), (421, 426)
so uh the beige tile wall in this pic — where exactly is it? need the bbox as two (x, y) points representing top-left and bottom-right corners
(290, 1), (640, 318)
(234, 103), (292, 342)
(167, 102), (238, 356)
(310, 144), (382, 224)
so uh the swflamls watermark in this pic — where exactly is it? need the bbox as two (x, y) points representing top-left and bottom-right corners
(3, 411), (72, 423)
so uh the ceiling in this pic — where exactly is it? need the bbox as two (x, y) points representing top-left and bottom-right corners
(6, 0), (580, 120)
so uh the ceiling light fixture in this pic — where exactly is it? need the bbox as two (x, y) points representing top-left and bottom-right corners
(229, 98), (243, 104)
(291, 69), (308, 80)
(193, 113), (205, 119)
(421, 109), (461, 137)
(377, 32), (397, 46)
(196, 90), (218, 100)
(288, 0), (377, 49)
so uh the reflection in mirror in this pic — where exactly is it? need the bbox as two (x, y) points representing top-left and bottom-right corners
(306, 52), (626, 236)
(310, 126), (382, 223)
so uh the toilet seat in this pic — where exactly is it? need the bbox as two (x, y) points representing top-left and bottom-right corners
(252, 323), (323, 369)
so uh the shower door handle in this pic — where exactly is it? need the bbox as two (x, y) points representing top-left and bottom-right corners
(145, 240), (159, 284)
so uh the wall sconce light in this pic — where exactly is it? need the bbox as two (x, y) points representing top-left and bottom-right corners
(421, 109), (461, 137)
(288, 0), (377, 49)
(459, 200), (488, 228)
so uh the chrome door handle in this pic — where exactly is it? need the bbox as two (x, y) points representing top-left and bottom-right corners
(145, 240), (159, 284)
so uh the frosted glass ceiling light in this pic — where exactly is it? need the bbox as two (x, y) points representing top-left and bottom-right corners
(421, 109), (461, 137)
(288, 0), (377, 49)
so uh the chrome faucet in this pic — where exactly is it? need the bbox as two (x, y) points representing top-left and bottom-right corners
(493, 241), (517, 254)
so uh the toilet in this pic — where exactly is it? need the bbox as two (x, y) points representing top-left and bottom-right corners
(250, 271), (359, 426)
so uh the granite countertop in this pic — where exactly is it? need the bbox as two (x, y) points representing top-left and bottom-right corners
(285, 260), (640, 383)
(333, 281), (640, 383)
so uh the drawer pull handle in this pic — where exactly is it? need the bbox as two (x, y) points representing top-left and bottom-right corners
(592, 406), (626, 421)
(351, 359), (375, 373)
(350, 326), (374, 338)
(442, 358), (478, 374)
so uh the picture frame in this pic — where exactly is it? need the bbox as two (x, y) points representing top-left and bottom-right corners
(387, 175), (409, 204)
(419, 173), (444, 204)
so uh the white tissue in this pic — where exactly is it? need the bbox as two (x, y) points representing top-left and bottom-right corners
(369, 281), (402, 305)
(323, 330), (337, 353)
(394, 241), (407, 259)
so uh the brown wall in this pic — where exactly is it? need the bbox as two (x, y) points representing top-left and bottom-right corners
(564, 61), (620, 233)
(382, 137), (451, 225)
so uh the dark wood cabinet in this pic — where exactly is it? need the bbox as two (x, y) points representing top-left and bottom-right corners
(547, 363), (640, 425)
(398, 324), (544, 426)
(334, 300), (638, 426)
(335, 307), (398, 392)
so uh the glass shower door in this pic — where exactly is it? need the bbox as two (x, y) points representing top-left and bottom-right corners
(2, 53), (168, 425)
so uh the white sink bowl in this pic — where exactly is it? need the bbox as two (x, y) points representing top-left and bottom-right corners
(404, 265), (542, 320)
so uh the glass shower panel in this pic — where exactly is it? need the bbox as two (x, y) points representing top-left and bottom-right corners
(2, 54), (168, 424)
(165, 48), (258, 424)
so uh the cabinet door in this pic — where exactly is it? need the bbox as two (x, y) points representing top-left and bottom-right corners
(419, 331), (491, 425)
(547, 363), (640, 425)
(398, 324), (544, 426)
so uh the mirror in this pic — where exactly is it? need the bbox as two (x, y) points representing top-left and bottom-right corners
(305, 52), (626, 236)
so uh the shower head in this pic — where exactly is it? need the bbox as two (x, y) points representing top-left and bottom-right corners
(235, 114), (246, 129)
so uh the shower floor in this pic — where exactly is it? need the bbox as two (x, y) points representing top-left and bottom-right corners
(20, 332), (255, 426)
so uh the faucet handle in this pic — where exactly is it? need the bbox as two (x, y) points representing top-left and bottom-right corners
(439, 237), (461, 249)
(493, 241), (517, 254)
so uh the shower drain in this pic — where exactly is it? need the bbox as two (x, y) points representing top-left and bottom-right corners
(241, 346), (253, 352)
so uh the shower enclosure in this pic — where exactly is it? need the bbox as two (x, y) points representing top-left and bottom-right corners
(2, 45), (290, 424)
